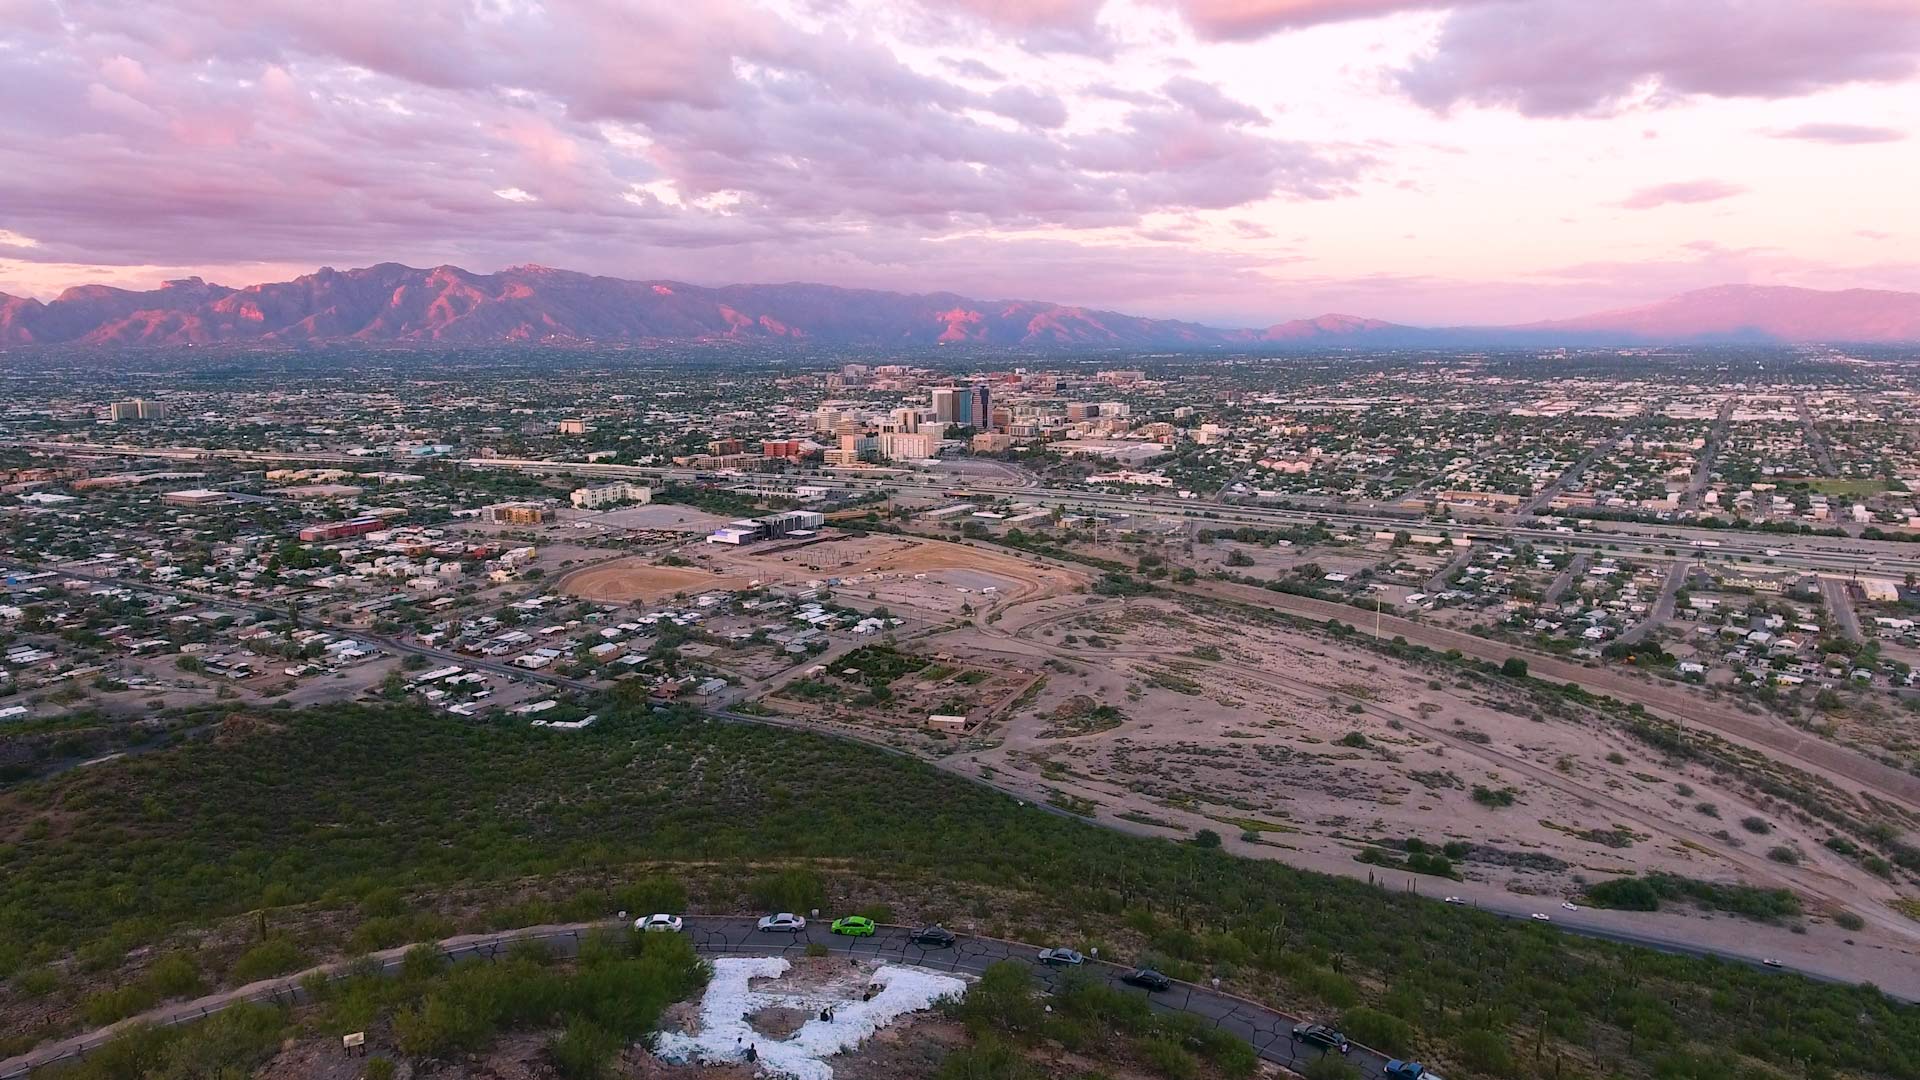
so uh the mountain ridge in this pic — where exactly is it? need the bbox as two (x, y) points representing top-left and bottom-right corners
(3, 265), (1918, 347)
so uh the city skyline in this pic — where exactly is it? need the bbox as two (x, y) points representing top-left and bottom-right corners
(3, 0), (1918, 324)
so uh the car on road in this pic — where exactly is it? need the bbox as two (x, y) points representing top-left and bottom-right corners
(1385, 1060), (1445, 1079)
(831, 915), (877, 937)
(635, 913), (683, 933)
(1293, 1023), (1350, 1054)
(1443, 896), (1464, 905)
(757, 912), (807, 932)
(1762, 958), (1783, 968)
(1122, 968), (1171, 991)
(1038, 947), (1085, 967)
(911, 925), (957, 948)
(1561, 901), (1580, 911)
(1530, 912), (1551, 922)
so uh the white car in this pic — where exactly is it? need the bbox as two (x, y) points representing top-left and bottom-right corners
(1530, 912), (1551, 922)
(758, 912), (807, 932)
(636, 913), (684, 933)
(1561, 901), (1579, 911)
(1443, 896), (1464, 905)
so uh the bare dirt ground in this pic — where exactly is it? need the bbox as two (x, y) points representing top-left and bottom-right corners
(560, 534), (1087, 613)
(1181, 577), (1920, 812)
(872, 561), (1920, 984)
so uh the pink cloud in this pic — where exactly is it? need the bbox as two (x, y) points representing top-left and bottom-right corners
(1397, 0), (1920, 116)
(1616, 180), (1747, 210)
(1771, 121), (1906, 144)
(1162, 0), (1461, 40)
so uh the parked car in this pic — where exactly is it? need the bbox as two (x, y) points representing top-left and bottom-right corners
(1385, 1060), (1444, 1079)
(831, 915), (877, 937)
(1293, 1023), (1350, 1054)
(1122, 968), (1171, 991)
(635, 913), (683, 933)
(1531, 912), (1552, 922)
(758, 912), (807, 932)
(910, 925), (957, 948)
(1037, 947), (1084, 967)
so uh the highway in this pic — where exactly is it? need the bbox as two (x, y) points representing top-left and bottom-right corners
(0, 917), (1398, 1080)
(14, 437), (1920, 577)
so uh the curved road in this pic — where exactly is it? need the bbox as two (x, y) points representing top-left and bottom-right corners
(0, 917), (1391, 1080)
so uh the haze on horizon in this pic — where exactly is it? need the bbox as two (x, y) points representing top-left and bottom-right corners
(2, 0), (1918, 326)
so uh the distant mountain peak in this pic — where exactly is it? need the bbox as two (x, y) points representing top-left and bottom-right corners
(2, 265), (1917, 348)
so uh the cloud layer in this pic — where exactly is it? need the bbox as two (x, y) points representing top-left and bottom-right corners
(2, 0), (1918, 323)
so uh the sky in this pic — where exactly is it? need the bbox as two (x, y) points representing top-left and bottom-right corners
(2, 0), (1918, 326)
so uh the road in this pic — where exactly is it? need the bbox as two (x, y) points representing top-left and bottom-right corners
(1796, 394), (1839, 477)
(1822, 576), (1865, 644)
(1518, 405), (1659, 517)
(0, 918), (1397, 1080)
(1682, 397), (1737, 511)
(1615, 559), (1688, 648)
(1540, 553), (1589, 605)
(1423, 544), (1475, 593)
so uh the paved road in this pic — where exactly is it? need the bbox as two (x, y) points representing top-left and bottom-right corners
(1519, 406), (1661, 517)
(1615, 559), (1688, 648)
(1796, 395), (1839, 477)
(1821, 576), (1865, 644)
(1540, 553), (1589, 605)
(1424, 544), (1475, 593)
(0, 918), (1393, 1080)
(1682, 398), (1737, 512)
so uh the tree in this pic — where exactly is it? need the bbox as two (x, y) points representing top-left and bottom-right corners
(1500, 656), (1529, 678)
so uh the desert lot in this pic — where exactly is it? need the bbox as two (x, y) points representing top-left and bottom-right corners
(562, 532), (1085, 615)
(902, 591), (1916, 944)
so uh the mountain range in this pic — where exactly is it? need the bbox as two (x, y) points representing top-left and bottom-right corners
(3, 263), (1918, 348)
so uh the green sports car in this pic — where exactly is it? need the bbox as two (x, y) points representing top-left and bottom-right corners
(831, 915), (878, 937)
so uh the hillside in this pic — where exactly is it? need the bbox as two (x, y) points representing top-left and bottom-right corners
(0, 702), (1913, 1079)
(5, 264), (1920, 348)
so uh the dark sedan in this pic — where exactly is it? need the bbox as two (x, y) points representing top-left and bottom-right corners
(1122, 968), (1172, 991)
(910, 925), (957, 948)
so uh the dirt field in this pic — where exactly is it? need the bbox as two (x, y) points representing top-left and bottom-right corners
(560, 560), (762, 603)
(560, 532), (1087, 611)
(901, 591), (1920, 955)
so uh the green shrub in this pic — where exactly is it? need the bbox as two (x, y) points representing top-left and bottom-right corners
(230, 937), (306, 983)
(1340, 1005), (1414, 1055)
(614, 875), (686, 916)
(145, 951), (204, 999)
(747, 868), (824, 913)
(1302, 1056), (1360, 1080)
(84, 983), (158, 1026)
(548, 1017), (619, 1080)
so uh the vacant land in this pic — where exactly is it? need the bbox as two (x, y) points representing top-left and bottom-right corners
(560, 533), (1086, 612)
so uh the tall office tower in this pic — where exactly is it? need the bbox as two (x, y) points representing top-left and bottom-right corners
(931, 387), (959, 425)
(969, 384), (992, 431)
